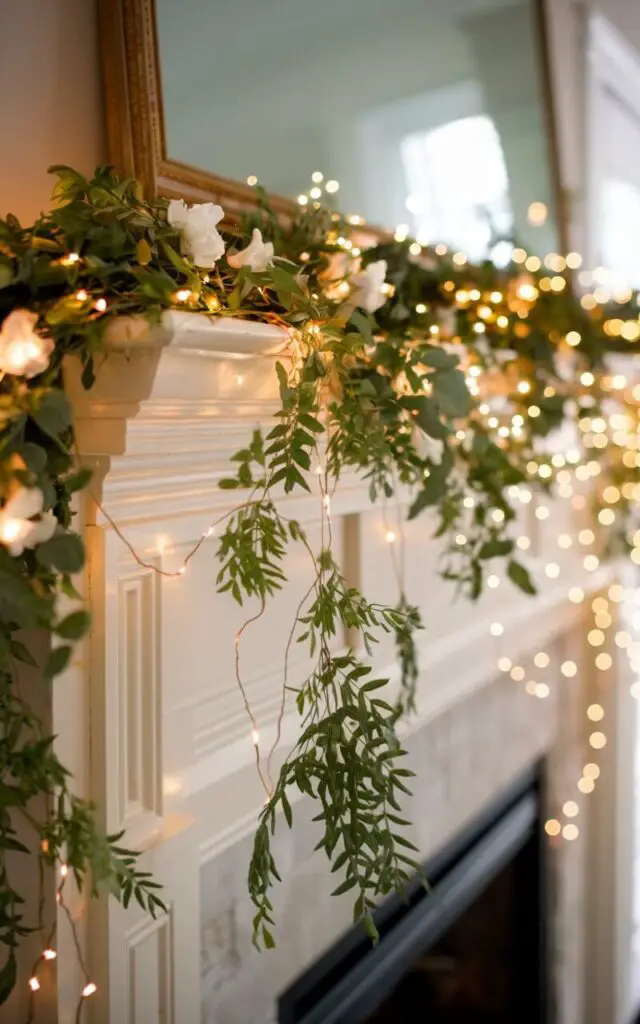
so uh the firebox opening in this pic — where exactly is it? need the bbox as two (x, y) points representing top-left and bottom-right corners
(279, 764), (547, 1024)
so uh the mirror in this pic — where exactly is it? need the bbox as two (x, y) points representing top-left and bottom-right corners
(103, 0), (563, 257)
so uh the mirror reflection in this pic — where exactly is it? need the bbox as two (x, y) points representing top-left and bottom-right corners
(157, 0), (558, 257)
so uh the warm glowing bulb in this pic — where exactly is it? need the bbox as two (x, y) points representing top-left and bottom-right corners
(545, 818), (561, 836)
(568, 587), (584, 604)
(82, 983), (97, 998)
(385, 530), (397, 544)
(595, 653), (612, 671)
(561, 661), (577, 678)
(545, 562), (560, 579)
(487, 575), (500, 589)
(589, 732), (607, 749)
(534, 652), (550, 668)
(578, 777), (595, 794)
(0, 518), (26, 544)
(490, 622), (504, 637)
(563, 800), (579, 817)
(75, 289), (88, 302)
(584, 763), (600, 779)
(562, 824), (579, 841)
(325, 180), (339, 193)
(175, 288), (191, 302)
(60, 864), (68, 878)
(527, 201), (548, 226)
(43, 949), (56, 961)
(94, 297), (107, 312)
(587, 703), (604, 721)
(29, 977), (40, 992)
(498, 657), (512, 672)
(251, 728), (260, 746)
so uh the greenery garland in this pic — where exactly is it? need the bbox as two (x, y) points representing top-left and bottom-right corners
(0, 164), (637, 1002)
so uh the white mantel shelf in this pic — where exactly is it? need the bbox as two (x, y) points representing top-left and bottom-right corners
(59, 311), (619, 1024)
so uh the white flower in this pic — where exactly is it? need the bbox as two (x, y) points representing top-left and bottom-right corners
(349, 260), (389, 313)
(167, 199), (225, 268)
(0, 487), (56, 556)
(0, 310), (54, 378)
(227, 229), (274, 272)
(422, 435), (444, 465)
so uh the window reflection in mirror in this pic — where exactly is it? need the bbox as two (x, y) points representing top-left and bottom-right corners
(156, 0), (558, 256)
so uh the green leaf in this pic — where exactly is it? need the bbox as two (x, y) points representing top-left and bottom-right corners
(36, 532), (85, 573)
(0, 951), (17, 1005)
(401, 396), (449, 440)
(43, 645), (73, 678)
(507, 559), (536, 595)
(420, 345), (459, 370)
(56, 610), (91, 640)
(10, 639), (37, 667)
(31, 389), (70, 438)
(432, 368), (472, 418)
(14, 442), (47, 474)
(349, 309), (372, 346)
(64, 467), (93, 494)
(408, 464), (449, 519)
(478, 538), (514, 559)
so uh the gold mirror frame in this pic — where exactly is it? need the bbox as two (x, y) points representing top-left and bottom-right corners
(99, 0), (567, 247)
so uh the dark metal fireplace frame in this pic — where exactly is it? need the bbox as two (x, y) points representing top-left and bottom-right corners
(279, 763), (548, 1024)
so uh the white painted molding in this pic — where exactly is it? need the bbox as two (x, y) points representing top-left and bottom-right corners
(65, 310), (615, 1021)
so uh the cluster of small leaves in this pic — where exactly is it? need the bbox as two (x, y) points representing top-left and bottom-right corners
(0, 669), (165, 1002)
(249, 553), (420, 948)
(392, 601), (423, 716)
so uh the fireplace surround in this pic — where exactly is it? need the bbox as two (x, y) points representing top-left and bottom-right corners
(279, 766), (546, 1024)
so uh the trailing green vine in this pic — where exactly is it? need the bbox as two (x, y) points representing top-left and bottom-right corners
(0, 164), (637, 1002)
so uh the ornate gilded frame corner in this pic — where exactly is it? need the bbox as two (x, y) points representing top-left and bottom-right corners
(98, 0), (296, 220)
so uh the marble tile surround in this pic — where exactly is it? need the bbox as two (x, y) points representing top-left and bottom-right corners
(200, 625), (587, 1024)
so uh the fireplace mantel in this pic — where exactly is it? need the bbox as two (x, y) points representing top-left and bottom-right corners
(57, 312), (622, 1023)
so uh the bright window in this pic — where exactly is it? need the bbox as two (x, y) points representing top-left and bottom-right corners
(601, 178), (640, 289)
(401, 115), (513, 261)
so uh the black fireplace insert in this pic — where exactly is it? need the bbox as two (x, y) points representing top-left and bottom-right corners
(279, 764), (547, 1024)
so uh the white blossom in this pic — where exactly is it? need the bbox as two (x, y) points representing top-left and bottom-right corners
(422, 434), (444, 465)
(167, 199), (225, 268)
(349, 260), (388, 313)
(0, 487), (56, 556)
(0, 310), (53, 378)
(227, 228), (274, 272)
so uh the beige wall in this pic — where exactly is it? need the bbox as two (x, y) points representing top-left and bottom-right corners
(0, 0), (105, 224)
